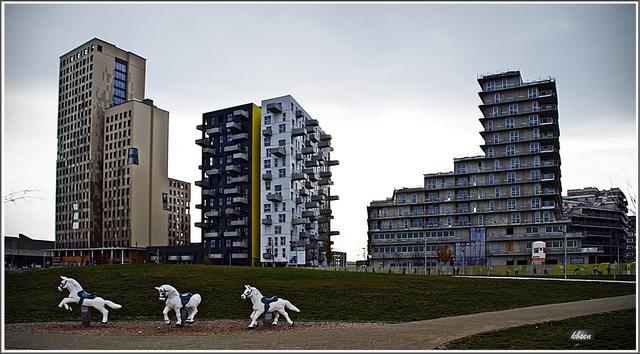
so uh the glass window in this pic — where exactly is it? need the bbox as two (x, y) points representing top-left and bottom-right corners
(510, 131), (519, 142)
(127, 147), (138, 165)
(529, 114), (539, 126)
(505, 117), (515, 128)
(511, 185), (520, 197)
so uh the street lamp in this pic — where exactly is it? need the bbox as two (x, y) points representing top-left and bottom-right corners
(423, 235), (427, 275)
(563, 231), (567, 279)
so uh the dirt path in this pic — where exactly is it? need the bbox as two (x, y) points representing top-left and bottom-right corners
(4, 295), (635, 350)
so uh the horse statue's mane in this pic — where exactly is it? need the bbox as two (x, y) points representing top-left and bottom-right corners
(251, 287), (263, 297)
(66, 278), (82, 290)
(162, 284), (179, 295)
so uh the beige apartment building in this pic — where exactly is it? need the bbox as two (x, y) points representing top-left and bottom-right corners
(168, 178), (191, 246)
(54, 38), (189, 265)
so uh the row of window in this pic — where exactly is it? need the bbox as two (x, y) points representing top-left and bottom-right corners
(61, 44), (99, 67)
(373, 230), (456, 240)
(484, 115), (554, 131)
(371, 211), (556, 229)
(487, 87), (542, 103)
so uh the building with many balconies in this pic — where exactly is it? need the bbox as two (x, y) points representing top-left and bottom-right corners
(367, 70), (586, 268)
(563, 187), (631, 263)
(196, 104), (261, 266)
(260, 95), (339, 267)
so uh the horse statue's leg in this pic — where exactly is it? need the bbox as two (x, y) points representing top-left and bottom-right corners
(95, 302), (109, 324)
(188, 306), (198, 323)
(249, 309), (263, 328)
(162, 306), (171, 325)
(58, 297), (74, 311)
(279, 309), (294, 326)
(272, 311), (280, 326)
(175, 308), (182, 327)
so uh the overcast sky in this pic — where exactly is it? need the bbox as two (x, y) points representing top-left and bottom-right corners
(2, 3), (637, 261)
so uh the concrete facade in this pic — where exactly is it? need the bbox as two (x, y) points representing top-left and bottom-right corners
(367, 71), (582, 268)
(260, 95), (339, 267)
(563, 187), (631, 263)
(54, 39), (188, 264)
(196, 104), (261, 266)
(168, 178), (191, 246)
(55, 38), (146, 250)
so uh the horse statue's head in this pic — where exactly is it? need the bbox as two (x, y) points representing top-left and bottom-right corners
(155, 285), (176, 301)
(241, 284), (255, 300)
(58, 276), (79, 292)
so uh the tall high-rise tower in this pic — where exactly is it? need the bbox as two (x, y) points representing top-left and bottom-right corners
(55, 38), (146, 251)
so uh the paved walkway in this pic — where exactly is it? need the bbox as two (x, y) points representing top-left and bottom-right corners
(454, 275), (636, 284)
(5, 295), (635, 350)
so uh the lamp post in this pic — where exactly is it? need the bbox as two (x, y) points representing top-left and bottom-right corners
(423, 235), (427, 275)
(563, 232), (567, 279)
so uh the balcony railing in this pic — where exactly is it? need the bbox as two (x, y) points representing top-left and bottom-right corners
(233, 152), (248, 161)
(224, 144), (241, 153)
(195, 138), (211, 147)
(271, 147), (286, 157)
(205, 210), (219, 217)
(226, 121), (242, 131)
(233, 109), (249, 119)
(225, 165), (242, 174)
(267, 102), (282, 114)
(206, 126), (221, 135)
(291, 127), (306, 137)
(232, 196), (248, 204)
(292, 217), (307, 225)
(266, 193), (282, 202)
(262, 127), (272, 136)
(224, 187), (241, 195)
(205, 168), (220, 176)
(230, 133), (249, 142)
(262, 218), (272, 225)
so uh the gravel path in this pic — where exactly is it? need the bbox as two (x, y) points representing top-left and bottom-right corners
(5, 319), (385, 337)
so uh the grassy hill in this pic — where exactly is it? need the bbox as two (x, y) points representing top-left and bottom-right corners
(4, 264), (635, 323)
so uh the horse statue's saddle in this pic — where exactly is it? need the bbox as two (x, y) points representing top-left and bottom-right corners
(76, 290), (96, 305)
(179, 293), (193, 307)
(261, 295), (279, 312)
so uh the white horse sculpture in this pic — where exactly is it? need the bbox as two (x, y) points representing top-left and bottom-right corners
(57, 276), (122, 324)
(155, 284), (201, 327)
(241, 284), (300, 328)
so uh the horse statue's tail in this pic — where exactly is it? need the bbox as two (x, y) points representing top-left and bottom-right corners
(284, 300), (300, 312)
(104, 300), (122, 310)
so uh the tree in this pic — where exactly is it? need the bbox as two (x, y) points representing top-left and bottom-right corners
(3, 189), (44, 204)
(437, 246), (453, 264)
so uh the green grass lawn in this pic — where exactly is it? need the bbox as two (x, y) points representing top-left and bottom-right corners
(443, 309), (637, 350)
(4, 264), (635, 323)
